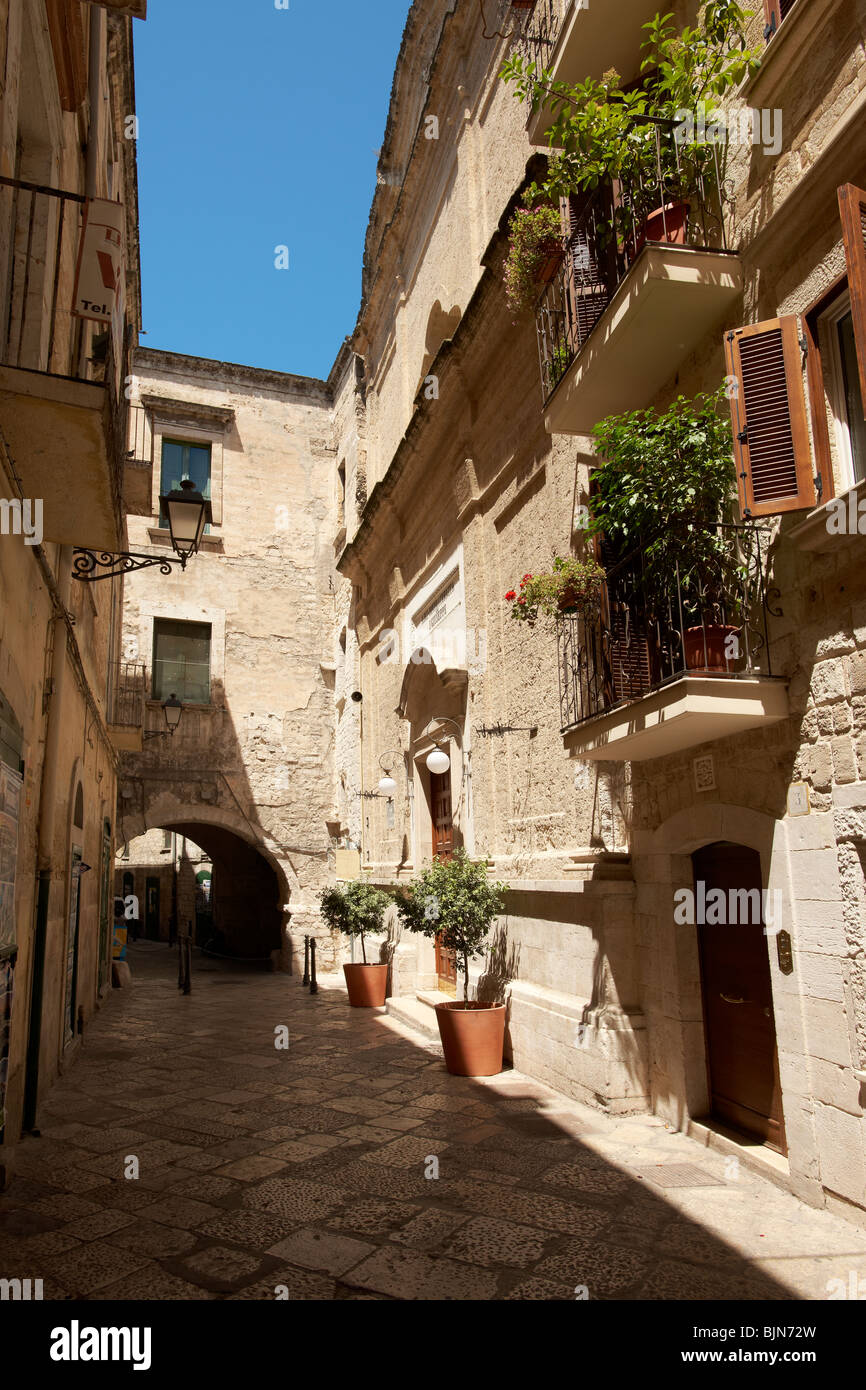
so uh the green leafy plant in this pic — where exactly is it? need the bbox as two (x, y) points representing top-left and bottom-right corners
(318, 880), (392, 965)
(545, 336), (572, 390)
(396, 849), (507, 1004)
(501, 2), (761, 239)
(587, 388), (743, 621)
(504, 197), (564, 313)
(505, 554), (606, 625)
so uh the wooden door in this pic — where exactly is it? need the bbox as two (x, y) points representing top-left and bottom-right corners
(430, 770), (457, 994)
(694, 843), (786, 1154)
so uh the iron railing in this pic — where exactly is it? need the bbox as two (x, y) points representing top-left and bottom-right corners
(110, 662), (147, 729)
(536, 118), (732, 403)
(516, 0), (563, 72)
(126, 403), (154, 466)
(557, 525), (778, 733)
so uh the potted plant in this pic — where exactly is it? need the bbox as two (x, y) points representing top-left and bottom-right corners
(501, 1), (761, 250)
(397, 849), (508, 1076)
(318, 880), (393, 1007)
(504, 198), (564, 314)
(505, 554), (606, 626)
(587, 388), (745, 674)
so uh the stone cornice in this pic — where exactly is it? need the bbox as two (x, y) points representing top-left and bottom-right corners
(133, 348), (331, 403)
(140, 393), (235, 432)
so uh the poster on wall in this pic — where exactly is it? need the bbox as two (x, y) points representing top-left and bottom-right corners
(0, 764), (22, 956)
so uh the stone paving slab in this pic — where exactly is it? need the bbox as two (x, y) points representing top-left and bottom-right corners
(3, 941), (866, 1302)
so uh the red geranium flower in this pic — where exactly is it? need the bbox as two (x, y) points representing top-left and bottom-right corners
(505, 591), (517, 602)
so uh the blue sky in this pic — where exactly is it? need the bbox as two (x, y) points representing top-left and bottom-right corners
(133, 0), (410, 380)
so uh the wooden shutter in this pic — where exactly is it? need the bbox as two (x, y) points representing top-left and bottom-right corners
(45, 0), (88, 111)
(838, 184), (866, 415)
(563, 194), (612, 351)
(724, 317), (816, 518)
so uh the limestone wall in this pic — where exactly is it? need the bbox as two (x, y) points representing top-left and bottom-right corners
(120, 351), (339, 968)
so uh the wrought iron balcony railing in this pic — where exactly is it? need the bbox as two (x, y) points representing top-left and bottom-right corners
(536, 118), (732, 404)
(110, 662), (147, 729)
(515, 0), (563, 73)
(126, 403), (154, 466)
(557, 525), (777, 734)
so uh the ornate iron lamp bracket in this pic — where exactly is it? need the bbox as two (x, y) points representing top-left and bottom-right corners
(72, 549), (188, 583)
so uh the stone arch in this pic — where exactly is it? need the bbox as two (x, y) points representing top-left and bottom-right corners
(119, 798), (298, 909)
(416, 298), (462, 394)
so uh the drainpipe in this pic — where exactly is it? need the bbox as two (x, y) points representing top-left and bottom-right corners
(24, 546), (73, 1131)
(77, 4), (106, 379)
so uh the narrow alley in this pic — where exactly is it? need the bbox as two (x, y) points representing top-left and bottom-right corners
(2, 945), (865, 1303)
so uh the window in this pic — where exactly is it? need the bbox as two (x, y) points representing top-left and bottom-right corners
(819, 295), (866, 489)
(337, 462), (346, 526)
(161, 830), (173, 854)
(763, 0), (798, 40)
(159, 439), (212, 531)
(152, 619), (211, 705)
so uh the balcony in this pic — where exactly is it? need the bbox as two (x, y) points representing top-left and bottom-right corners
(108, 662), (147, 753)
(557, 526), (789, 761)
(0, 176), (130, 550)
(535, 123), (742, 436)
(124, 403), (155, 516)
(520, 0), (661, 147)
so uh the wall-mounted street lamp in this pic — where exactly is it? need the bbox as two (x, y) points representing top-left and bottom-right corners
(72, 480), (213, 583)
(422, 717), (463, 775)
(376, 750), (402, 797)
(144, 694), (184, 741)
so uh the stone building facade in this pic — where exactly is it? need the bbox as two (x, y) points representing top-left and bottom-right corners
(330, 0), (866, 1228)
(0, 0), (143, 1181)
(116, 349), (342, 967)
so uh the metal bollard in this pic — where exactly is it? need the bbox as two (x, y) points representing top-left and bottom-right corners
(309, 937), (318, 995)
(302, 935), (310, 987)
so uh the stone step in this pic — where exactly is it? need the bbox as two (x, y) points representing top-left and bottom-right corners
(385, 993), (443, 1040)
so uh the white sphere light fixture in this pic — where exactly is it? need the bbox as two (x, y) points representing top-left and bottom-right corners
(426, 747), (451, 776)
(377, 775), (398, 796)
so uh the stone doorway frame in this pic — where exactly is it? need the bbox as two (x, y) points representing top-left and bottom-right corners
(635, 801), (821, 1205)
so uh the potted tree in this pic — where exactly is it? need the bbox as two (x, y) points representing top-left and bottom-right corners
(397, 849), (508, 1077)
(501, 1), (761, 252)
(318, 880), (393, 1007)
(588, 388), (745, 673)
(505, 554), (606, 626)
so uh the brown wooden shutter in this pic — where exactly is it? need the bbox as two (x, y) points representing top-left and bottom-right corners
(838, 184), (866, 415)
(724, 316), (816, 518)
(45, 0), (88, 111)
(563, 193), (612, 351)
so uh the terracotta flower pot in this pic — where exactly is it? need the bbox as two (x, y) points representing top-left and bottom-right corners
(435, 1001), (506, 1077)
(536, 242), (564, 286)
(343, 962), (389, 1008)
(639, 201), (690, 248)
(683, 624), (741, 673)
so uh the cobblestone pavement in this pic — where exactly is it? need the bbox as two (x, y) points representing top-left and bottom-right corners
(2, 942), (866, 1302)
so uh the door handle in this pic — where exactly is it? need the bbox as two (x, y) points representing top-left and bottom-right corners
(720, 993), (752, 1005)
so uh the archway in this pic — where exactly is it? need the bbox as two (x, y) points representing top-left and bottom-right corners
(116, 821), (285, 963)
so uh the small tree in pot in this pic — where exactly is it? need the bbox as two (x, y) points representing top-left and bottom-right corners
(588, 388), (746, 672)
(397, 849), (508, 1076)
(319, 880), (393, 1007)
